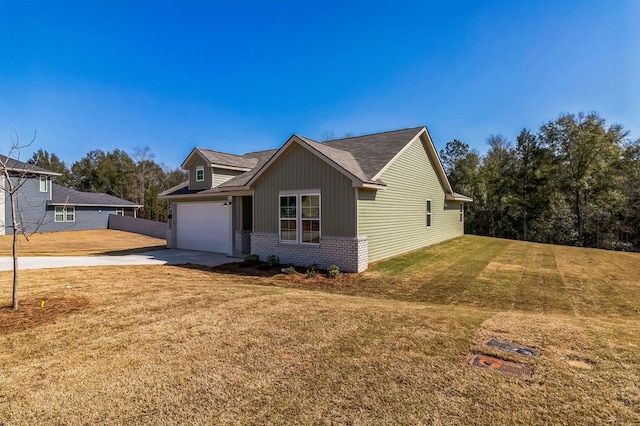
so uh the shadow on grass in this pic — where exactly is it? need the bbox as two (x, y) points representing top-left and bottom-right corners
(96, 245), (168, 256)
(181, 261), (285, 278)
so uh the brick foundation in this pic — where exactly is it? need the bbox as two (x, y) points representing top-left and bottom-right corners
(250, 232), (368, 272)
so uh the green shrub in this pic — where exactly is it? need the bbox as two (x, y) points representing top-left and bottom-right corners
(281, 265), (296, 275)
(266, 255), (280, 267)
(327, 264), (340, 278)
(306, 264), (318, 278)
(243, 254), (260, 265)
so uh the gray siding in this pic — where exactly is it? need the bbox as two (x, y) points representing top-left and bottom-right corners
(213, 168), (243, 187)
(2, 176), (137, 234)
(186, 156), (212, 190)
(4, 176), (50, 234)
(357, 136), (464, 262)
(253, 144), (356, 237)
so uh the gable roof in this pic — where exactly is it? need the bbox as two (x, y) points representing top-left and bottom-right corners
(322, 126), (426, 180)
(0, 155), (62, 176)
(161, 126), (471, 201)
(244, 126), (448, 191)
(49, 183), (142, 207)
(181, 147), (257, 171)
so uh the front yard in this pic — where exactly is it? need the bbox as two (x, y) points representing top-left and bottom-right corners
(0, 236), (638, 424)
(0, 229), (166, 256)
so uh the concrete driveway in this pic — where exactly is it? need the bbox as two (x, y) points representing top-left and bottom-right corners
(0, 249), (241, 271)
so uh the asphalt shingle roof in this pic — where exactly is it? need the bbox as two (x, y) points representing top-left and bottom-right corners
(0, 155), (61, 175)
(50, 183), (141, 207)
(162, 126), (456, 197)
(321, 126), (425, 180)
(196, 148), (259, 169)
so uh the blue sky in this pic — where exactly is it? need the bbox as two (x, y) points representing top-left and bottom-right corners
(1, 1), (638, 168)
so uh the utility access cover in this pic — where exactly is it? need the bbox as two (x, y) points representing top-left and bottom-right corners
(469, 354), (533, 378)
(485, 338), (539, 358)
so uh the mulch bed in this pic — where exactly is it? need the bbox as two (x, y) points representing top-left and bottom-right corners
(208, 262), (357, 285)
(0, 297), (90, 334)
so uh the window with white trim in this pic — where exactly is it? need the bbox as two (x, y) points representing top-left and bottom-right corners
(301, 195), (320, 243)
(116, 208), (124, 216)
(39, 177), (47, 192)
(459, 203), (464, 223)
(426, 199), (432, 228)
(279, 195), (297, 242)
(55, 206), (75, 222)
(279, 192), (321, 244)
(195, 166), (204, 182)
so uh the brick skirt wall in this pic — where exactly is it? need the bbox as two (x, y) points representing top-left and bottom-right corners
(234, 230), (252, 255)
(250, 232), (368, 272)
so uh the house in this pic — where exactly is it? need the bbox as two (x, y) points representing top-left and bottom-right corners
(0, 156), (141, 234)
(160, 126), (472, 272)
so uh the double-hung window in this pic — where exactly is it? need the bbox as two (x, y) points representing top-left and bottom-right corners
(426, 199), (432, 228)
(459, 203), (464, 223)
(279, 195), (297, 242)
(301, 195), (320, 243)
(116, 208), (125, 216)
(279, 192), (321, 244)
(55, 206), (75, 222)
(195, 166), (204, 182)
(39, 177), (48, 192)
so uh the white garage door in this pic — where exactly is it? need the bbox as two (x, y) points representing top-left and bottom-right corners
(176, 202), (230, 253)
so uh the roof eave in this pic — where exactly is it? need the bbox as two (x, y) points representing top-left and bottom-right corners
(7, 168), (62, 177)
(445, 193), (473, 202)
(47, 202), (142, 207)
(359, 182), (386, 190)
(211, 164), (252, 172)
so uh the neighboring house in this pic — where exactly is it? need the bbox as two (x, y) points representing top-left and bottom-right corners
(160, 126), (472, 272)
(0, 156), (141, 234)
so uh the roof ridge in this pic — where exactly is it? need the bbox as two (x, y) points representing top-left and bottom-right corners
(322, 126), (425, 143)
(243, 148), (279, 156)
(196, 147), (249, 158)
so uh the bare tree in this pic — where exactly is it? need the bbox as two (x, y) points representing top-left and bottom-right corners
(0, 131), (50, 309)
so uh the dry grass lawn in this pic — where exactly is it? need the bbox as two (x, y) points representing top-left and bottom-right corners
(0, 229), (166, 256)
(0, 235), (638, 424)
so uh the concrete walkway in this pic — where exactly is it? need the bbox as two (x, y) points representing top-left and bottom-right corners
(0, 249), (241, 271)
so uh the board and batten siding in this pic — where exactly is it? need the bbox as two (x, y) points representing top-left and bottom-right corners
(253, 144), (356, 237)
(213, 167), (243, 187)
(186, 156), (212, 190)
(358, 135), (464, 263)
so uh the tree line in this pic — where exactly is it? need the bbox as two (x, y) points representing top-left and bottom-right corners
(441, 111), (640, 251)
(29, 147), (185, 222)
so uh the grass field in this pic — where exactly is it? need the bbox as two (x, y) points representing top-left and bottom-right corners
(0, 229), (166, 256)
(0, 235), (638, 424)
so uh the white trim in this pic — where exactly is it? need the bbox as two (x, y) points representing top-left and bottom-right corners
(372, 131), (423, 181)
(247, 136), (367, 189)
(211, 163), (252, 172)
(278, 193), (298, 243)
(360, 182), (386, 190)
(48, 203), (141, 208)
(278, 190), (321, 245)
(460, 203), (464, 223)
(39, 176), (48, 192)
(54, 205), (75, 223)
(371, 127), (454, 195)
(300, 193), (321, 245)
(195, 165), (205, 182)
(180, 148), (253, 171)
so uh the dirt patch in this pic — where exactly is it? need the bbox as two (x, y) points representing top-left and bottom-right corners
(0, 296), (90, 333)
(468, 354), (534, 378)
